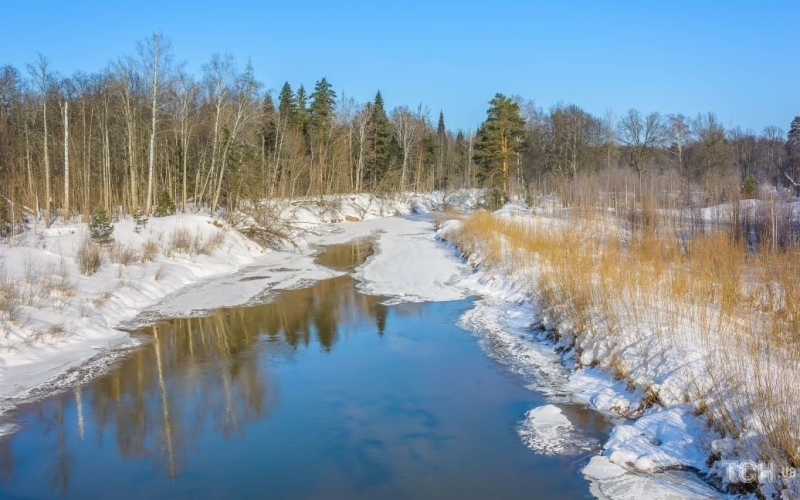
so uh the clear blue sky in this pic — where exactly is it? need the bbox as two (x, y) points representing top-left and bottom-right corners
(2, 0), (798, 134)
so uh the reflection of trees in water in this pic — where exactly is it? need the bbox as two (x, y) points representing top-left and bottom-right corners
(4, 241), (392, 492)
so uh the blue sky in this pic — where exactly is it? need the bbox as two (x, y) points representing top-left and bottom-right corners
(1, 0), (798, 134)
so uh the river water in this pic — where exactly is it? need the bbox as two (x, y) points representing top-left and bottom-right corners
(0, 239), (611, 498)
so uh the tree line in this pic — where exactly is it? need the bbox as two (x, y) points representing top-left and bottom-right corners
(0, 32), (798, 230)
(476, 93), (800, 205)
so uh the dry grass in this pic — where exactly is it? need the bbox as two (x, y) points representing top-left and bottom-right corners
(447, 208), (800, 474)
(108, 242), (139, 266)
(76, 238), (103, 275)
(141, 238), (159, 262)
(0, 266), (22, 327)
(169, 226), (226, 256)
(170, 227), (193, 254)
(194, 229), (225, 255)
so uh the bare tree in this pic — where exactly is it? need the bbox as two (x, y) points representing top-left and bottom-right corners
(139, 32), (172, 215)
(27, 54), (53, 226)
(390, 105), (420, 190)
(172, 68), (199, 212)
(617, 109), (667, 186)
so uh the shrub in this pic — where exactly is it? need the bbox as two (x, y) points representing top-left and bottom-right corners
(89, 207), (114, 245)
(133, 207), (148, 234)
(154, 191), (176, 217)
(77, 237), (103, 275)
(170, 227), (193, 254)
(142, 238), (159, 262)
(742, 175), (758, 199)
(109, 243), (139, 266)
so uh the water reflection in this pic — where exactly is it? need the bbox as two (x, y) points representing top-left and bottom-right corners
(2, 240), (389, 491)
(0, 238), (606, 499)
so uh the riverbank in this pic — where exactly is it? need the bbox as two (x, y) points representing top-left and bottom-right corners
(438, 204), (800, 498)
(0, 191), (481, 420)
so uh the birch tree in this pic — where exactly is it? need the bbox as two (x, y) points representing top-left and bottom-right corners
(139, 32), (172, 215)
(27, 54), (52, 226)
(391, 105), (421, 191)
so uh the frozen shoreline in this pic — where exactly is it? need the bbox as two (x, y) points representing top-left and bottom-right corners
(0, 191), (481, 425)
(438, 216), (728, 499)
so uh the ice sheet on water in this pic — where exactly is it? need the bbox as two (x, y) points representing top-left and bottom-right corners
(517, 405), (598, 455)
(458, 297), (571, 401)
(583, 456), (722, 500)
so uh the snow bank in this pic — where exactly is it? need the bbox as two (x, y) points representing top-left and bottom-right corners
(0, 214), (265, 408)
(437, 207), (732, 499)
(345, 218), (471, 304)
(0, 190), (484, 419)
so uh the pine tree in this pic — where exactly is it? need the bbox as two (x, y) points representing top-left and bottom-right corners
(474, 93), (526, 198)
(366, 91), (395, 189)
(278, 81), (296, 125)
(309, 77), (337, 190)
(309, 77), (336, 132)
(436, 111), (448, 189)
(89, 207), (114, 245)
(154, 190), (176, 217)
(786, 116), (800, 195)
(295, 84), (309, 134)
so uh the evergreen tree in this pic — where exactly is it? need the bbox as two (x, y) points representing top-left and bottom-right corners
(295, 84), (309, 134)
(309, 77), (336, 132)
(89, 207), (114, 245)
(277, 81), (296, 125)
(366, 91), (396, 189)
(786, 116), (800, 195)
(154, 190), (176, 216)
(436, 111), (448, 189)
(474, 93), (526, 197)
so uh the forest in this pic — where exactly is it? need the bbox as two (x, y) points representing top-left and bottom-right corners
(1, 32), (799, 232)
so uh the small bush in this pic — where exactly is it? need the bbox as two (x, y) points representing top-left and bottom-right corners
(195, 230), (225, 255)
(742, 175), (758, 199)
(0, 266), (21, 325)
(109, 243), (139, 266)
(89, 207), (114, 245)
(154, 191), (176, 217)
(170, 227), (193, 254)
(142, 238), (159, 262)
(133, 208), (149, 234)
(77, 238), (103, 275)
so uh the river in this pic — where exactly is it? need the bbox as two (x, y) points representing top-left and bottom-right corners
(0, 238), (611, 498)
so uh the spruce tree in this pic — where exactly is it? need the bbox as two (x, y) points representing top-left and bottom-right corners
(786, 116), (800, 195)
(366, 91), (395, 188)
(309, 77), (336, 131)
(295, 84), (309, 134)
(89, 207), (114, 245)
(278, 82), (296, 125)
(436, 111), (448, 189)
(474, 93), (526, 198)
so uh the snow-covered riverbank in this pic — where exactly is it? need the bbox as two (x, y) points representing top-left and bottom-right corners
(0, 191), (481, 421)
(437, 209), (737, 499)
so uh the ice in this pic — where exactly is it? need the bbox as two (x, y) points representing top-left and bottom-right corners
(518, 404), (598, 455)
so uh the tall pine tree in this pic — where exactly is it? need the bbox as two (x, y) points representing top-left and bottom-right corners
(785, 116), (800, 195)
(309, 77), (337, 189)
(366, 91), (395, 189)
(295, 84), (309, 134)
(474, 93), (525, 198)
(436, 111), (448, 189)
(278, 82), (296, 126)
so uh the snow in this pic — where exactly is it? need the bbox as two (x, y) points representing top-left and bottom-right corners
(345, 217), (471, 304)
(0, 214), (265, 408)
(437, 206), (734, 499)
(603, 406), (709, 472)
(0, 190), (484, 423)
(517, 404), (598, 455)
(584, 456), (723, 500)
